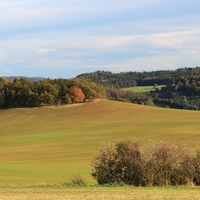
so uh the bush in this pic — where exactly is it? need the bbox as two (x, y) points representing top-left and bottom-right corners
(115, 140), (143, 186)
(91, 140), (198, 186)
(194, 149), (200, 185)
(91, 140), (143, 185)
(65, 175), (87, 186)
(141, 141), (195, 186)
(91, 142), (119, 184)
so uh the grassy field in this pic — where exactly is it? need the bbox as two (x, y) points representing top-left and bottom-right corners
(0, 186), (199, 200)
(0, 100), (200, 187)
(122, 85), (163, 93)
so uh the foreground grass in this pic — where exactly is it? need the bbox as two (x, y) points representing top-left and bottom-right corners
(0, 186), (199, 200)
(0, 100), (200, 186)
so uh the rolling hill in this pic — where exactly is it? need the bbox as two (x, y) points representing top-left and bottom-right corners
(0, 100), (200, 186)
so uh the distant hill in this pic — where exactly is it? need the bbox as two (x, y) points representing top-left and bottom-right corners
(77, 67), (200, 110)
(1, 76), (46, 82)
(76, 67), (200, 88)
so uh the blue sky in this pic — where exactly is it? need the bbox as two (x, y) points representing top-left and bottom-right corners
(0, 0), (200, 78)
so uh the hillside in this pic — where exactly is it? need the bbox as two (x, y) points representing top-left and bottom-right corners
(2, 76), (46, 82)
(0, 100), (200, 186)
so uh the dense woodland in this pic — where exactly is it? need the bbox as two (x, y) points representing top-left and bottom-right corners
(78, 67), (200, 110)
(1, 66), (200, 110)
(0, 78), (106, 108)
(77, 67), (200, 88)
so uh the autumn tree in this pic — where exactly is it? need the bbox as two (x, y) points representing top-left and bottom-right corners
(66, 86), (85, 103)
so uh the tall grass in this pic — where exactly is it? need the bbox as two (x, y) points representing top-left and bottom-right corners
(0, 100), (200, 186)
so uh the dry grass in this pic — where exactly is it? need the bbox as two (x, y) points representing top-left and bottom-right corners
(0, 186), (199, 200)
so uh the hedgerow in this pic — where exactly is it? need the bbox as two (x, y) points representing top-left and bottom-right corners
(91, 140), (200, 186)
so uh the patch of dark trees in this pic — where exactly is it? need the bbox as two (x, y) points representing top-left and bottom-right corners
(0, 78), (106, 108)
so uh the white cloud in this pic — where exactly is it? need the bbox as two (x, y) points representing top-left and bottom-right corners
(35, 49), (56, 56)
(1, 27), (200, 70)
(147, 30), (200, 49)
(4, 69), (13, 74)
(0, 1), (200, 77)
(0, 52), (7, 60)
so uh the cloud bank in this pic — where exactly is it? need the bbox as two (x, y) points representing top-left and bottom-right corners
(0, 0), (200, 78)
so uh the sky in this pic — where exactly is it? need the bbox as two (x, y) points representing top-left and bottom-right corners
(0, 0), (200, 78)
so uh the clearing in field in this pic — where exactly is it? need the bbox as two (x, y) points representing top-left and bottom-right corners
(122, 85), (163, 93)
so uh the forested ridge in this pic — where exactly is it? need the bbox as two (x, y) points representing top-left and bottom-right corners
(1, 66), (200, 110)
(77, 66), (200, 110)
(77, 67), (200, 88)
(0, 78), (106, 108)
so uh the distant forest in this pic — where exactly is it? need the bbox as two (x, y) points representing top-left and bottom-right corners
(0, 78), (106, 108)
(77, 67), (200, 110)
(1, 66), (200, 110)
(77, 67), (200, 88)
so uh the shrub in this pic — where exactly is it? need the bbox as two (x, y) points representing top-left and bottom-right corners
(91, 140), (198, 186)
(115, 140), (143, 186)
(141, 141), (195, 186)
(91, 140), (143, 185)
(194, 149), (200, 185)
(91, 142), (119, 184)
(65, 175), (87, 186)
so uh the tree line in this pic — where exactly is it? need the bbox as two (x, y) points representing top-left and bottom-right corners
(77, 67), (200, 88)
(77, 67), (200, 110)
(2, 66), (200, 110)
(106, 78), (200, 110)
(91, 140), (200, 186)
(0, 77), (106, 108)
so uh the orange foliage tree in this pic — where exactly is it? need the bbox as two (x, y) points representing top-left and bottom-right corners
(65, 86), (85, 103)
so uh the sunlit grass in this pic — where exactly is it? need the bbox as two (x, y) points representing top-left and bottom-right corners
(0, 186), (199, 200)
(122, 85), (163, 93)
(0, 100), (200, 186)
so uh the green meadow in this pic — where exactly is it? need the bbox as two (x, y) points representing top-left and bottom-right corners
(0, 100), (200, 187)
(122, 85), (163, 93)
